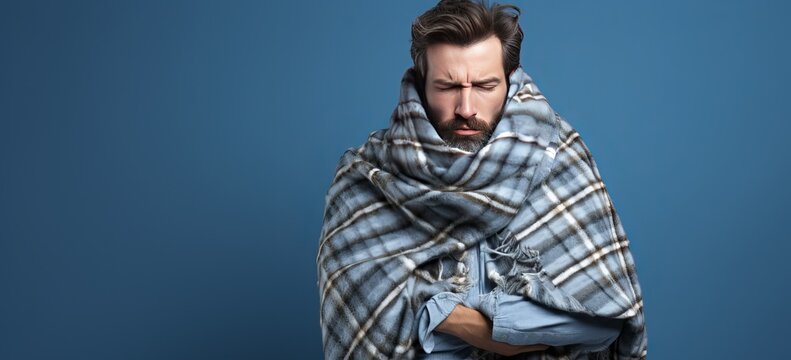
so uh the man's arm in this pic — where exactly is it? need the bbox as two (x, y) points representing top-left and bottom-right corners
(435, 304), (549, 357)
(478, 291), (623, 349)
(436, 295), (624, 355)
(415, 292), (469, 354)
(418, 279), (622, 356)
(416, 292), (547, 357)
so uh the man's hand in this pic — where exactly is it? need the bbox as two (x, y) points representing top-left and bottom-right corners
(435, 304), (549, 356)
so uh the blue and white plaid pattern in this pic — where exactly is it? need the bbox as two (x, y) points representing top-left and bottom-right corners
(317, 67), (647, 359)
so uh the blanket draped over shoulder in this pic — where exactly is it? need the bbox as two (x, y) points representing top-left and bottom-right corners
(316, 67), (647, 359)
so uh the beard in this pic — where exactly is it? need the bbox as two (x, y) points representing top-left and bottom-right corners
(429, 108), (504, 153)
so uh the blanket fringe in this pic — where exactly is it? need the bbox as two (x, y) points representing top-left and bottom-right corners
(493, 231), (593, 316)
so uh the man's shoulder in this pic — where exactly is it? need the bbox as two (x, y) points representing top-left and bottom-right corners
(551, 112), (595, 157)
(546, 112), (609, 184)
(543, 112), (607, 183)
(552, 112), (580, 145)
(329, 127), (390, 171)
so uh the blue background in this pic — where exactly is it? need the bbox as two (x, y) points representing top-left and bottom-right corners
(1, 0), (789, 359)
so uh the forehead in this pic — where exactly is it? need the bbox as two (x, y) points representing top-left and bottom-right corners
(425, 35), (504, 81)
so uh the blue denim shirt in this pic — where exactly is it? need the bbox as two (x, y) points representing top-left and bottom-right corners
(414, 238), (624, 358)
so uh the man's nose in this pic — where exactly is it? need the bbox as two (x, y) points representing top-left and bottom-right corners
(455, 86), (477, 120)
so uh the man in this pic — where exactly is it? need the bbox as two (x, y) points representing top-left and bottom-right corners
(317, 1), (647, 359)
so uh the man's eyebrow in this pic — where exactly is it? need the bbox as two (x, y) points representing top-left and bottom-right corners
(432, 77), (502, 86)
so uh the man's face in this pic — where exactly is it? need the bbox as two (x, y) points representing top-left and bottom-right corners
(424, 34), (509, 152)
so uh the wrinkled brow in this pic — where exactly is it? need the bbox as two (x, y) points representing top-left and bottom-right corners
(432, 77), (502, 86)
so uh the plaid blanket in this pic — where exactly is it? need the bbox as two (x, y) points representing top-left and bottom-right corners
(316, 67), (647, 359)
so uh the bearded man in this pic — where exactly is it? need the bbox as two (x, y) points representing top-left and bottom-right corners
(317, 1), (647, 359)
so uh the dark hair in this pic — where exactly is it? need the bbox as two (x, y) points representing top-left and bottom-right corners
(410, 0), (523, 84)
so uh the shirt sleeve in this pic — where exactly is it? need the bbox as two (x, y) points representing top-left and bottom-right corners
(477, 289), (624, 350)
(414, 291), (469, 354)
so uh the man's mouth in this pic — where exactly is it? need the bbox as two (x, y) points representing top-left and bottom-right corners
(453, 129), (481, 136)
(453, 125), (481, 136)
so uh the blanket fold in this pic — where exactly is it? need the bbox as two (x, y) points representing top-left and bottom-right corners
(317, 67), (647, 359)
